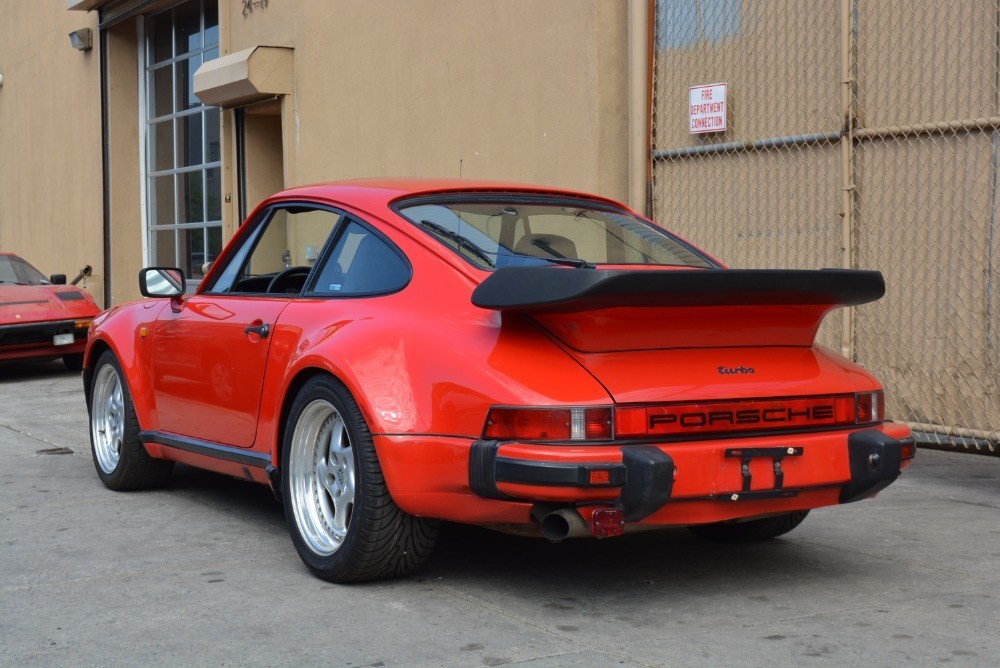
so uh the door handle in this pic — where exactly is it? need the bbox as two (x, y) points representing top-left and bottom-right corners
(244, 323), (270, 339)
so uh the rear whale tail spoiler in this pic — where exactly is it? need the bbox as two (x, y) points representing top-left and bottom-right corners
(471, 268), (885, 313)
(471, 268), (885, 351)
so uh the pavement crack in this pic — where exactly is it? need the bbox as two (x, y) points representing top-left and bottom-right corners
(947, 498), (1000, 510)
(0, 422), (67, 451)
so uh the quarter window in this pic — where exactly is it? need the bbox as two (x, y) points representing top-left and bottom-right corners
(310, 222), (410, 296)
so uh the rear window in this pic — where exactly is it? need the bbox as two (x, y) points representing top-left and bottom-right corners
(394, 195), (717, 270)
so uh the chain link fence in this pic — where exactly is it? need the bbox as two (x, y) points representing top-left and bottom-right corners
(651, 0), (1000, 454)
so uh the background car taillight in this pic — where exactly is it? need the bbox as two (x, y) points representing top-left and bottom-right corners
(855, 390), (885, 424)
(483, 407), (612, 441)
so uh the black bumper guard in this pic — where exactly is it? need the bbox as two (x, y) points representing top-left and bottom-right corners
(470, 428), (913, 518)
(839, 429), (912, 503)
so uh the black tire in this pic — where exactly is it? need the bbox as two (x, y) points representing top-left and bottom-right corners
(688, 510), (809, 543)
(281, 375), (439, 583)
(88, 350), (173, 490)
(63, 353), (84, 372)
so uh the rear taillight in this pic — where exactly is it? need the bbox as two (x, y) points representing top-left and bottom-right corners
(855, 390), (885, 423)
(483, 407), (612, 441)
(485, 392), (886, 442)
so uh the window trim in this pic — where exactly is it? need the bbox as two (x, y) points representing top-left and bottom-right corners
(390, 192), (722, 271)
(201, 201), (412, 300)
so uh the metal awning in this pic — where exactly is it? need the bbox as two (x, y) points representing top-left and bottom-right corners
(193, 46), (294, 109)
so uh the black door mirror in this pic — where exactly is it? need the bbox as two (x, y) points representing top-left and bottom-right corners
(139, 267), (185, 297)
(49, 274), (67, 285)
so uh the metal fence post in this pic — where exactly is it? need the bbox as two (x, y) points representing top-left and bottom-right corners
(839, 0), (857, 360)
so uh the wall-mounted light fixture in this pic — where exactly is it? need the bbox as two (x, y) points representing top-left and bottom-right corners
(68, 28), (93, 51)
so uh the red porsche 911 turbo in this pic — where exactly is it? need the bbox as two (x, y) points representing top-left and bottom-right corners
(83, 179), (914, 582)
(1, 252), (100, 370)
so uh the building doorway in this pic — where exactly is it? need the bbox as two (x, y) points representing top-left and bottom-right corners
(235, 101), (285, 225)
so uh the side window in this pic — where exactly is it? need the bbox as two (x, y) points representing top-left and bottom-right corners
(208, 206), (342, 294)
(310, 221), (409, 296)
(0, 257), (19, 284)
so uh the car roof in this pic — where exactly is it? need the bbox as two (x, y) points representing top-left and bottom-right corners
(271, 178), (631, 211)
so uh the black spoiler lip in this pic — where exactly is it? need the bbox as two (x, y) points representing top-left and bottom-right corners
(471, 268), (885, 313)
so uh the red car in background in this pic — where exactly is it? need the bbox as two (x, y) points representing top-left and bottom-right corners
(83, 179), (914, 582)
(0, 252), (100, 370)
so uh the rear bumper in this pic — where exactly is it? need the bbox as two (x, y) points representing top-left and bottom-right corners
(0, 319), (88, 361)
(373, 423), (913, 526)
(470, 442), (676, 521)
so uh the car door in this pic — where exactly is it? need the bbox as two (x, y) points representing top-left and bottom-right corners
(150, 204), (343, 448)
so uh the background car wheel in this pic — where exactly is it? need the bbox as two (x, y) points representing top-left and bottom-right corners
(281, 375), (439, 583)
(687, 510), (809, 543)
(63, 353), (84, 371)
(89, 350), (173, 490)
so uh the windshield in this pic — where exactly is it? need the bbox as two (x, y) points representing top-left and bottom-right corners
(395, 196), (718, 270)
(0, 254), (49, 285)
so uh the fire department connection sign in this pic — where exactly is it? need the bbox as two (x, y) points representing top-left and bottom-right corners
(689, 83), (727, 134)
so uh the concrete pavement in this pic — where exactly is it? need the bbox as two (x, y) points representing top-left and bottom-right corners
(1, 360), (998, 667)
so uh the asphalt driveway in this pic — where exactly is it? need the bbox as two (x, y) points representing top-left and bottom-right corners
(1, 361), (998, 667)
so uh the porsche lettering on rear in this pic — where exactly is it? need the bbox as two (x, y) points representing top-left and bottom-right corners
(648, 404), (837, 429)
(82, 179), (914, 584)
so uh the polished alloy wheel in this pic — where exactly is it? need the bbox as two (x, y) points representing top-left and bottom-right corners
(91, 364), (124, 474)
(288, 399), (356, 556)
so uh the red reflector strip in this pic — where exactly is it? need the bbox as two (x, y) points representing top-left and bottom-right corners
(901, 442), (916, 459)
(616, 395), (857, 439)
(589, 469), (611, 485)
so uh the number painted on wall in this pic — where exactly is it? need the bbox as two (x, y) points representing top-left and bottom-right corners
(242, 0), (269, 17)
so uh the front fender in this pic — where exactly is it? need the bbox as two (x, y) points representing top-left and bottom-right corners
(84, 299), (171, 432)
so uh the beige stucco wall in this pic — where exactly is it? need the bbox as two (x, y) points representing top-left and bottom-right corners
(1, 0), (639, 305)
(220, 0), (631, 231)
(104, 19), (143, 307)
(0, 3), (105, 305)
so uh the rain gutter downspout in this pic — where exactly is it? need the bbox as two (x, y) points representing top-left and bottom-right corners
(628, 0), (650, 215)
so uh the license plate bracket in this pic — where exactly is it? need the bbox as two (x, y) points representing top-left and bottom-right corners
(722, 446), (803, 501)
